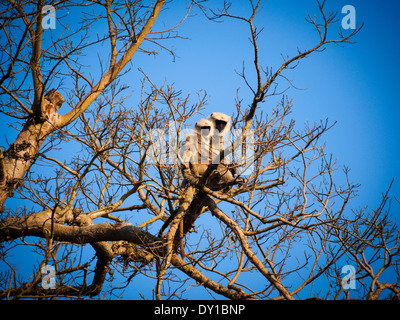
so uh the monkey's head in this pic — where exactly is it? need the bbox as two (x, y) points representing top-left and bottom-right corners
(195, 119), (213, 138)
(208, 112), (231, 135)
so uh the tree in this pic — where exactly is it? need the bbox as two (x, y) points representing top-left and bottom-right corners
(0, 0), (399, 300)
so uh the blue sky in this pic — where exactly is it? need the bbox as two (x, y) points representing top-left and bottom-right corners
(1, 0), (399, 299)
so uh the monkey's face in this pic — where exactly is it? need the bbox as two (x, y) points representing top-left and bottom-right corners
(215, 120), (227, 133)
(200, 126), (211, 137)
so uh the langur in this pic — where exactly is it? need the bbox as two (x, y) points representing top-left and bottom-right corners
(207, 112), (231, 165)
(179, 119), (213, 175)
(159, 119), (213, 244)
(180, 115), (236, 190)
(207, 112), (245, 190)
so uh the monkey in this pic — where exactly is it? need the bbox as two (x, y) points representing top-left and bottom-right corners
(179, 118), (213, 174)
(177, 113), (240, 237)
(207, 112), (231, 165)
(207, 111), (246, 190)
(158, 119), (214, 243)
(179, 116), (236, 191)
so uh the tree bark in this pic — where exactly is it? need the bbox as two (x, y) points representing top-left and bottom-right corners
(0, 211), (161, 251)
(0, 89), (64, 209)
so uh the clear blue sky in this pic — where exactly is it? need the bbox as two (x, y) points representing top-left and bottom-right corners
(1, 0), (399, 299)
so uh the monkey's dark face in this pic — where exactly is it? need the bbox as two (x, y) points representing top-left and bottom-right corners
(200, 126), (211, 137)
(215, 120), (227, 133)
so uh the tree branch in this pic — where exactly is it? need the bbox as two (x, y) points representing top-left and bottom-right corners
(59, 0), (166, 127)
(203, 195), (295, 300)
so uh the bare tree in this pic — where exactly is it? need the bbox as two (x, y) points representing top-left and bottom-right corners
(0, 0), (398, 300)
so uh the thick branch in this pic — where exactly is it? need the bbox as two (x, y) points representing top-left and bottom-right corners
(30, 1), (45, 118)
(0, 89), (65, 209)
(0, 214), (162, 253)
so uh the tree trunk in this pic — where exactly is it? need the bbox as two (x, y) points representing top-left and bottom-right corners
(0, 89), (64, 209)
